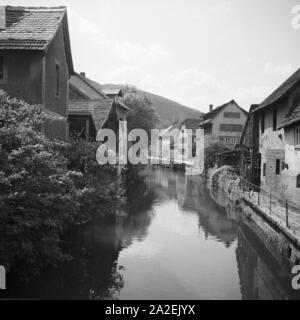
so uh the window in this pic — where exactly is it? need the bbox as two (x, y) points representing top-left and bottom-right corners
(273, 108), (277, 131)
(55, 63), (60, 97)
(219, 124), (243, 132)
(219, 136), (240, 145)
(276, 159), (280, 175)
(297, 174), (300, 188)
(0, 56), (3, 79)
(294, 126), (300, 146)
(261, 111), (265, 134)
(263, 163), (266, 176)
(223, 112), (241, 118)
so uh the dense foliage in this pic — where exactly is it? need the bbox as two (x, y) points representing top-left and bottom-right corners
(204, 143), (228, 175)
(0, 93), (123, 279)
(121, 86), (160, 134)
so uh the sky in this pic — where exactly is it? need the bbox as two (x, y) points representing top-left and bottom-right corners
(6, 0), (300, 112)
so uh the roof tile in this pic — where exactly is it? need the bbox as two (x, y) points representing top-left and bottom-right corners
(255, 68), (300, 112)
(0, 6), (65, 50)
(69, 100), (113, 131)
(278, 104), (300, 129)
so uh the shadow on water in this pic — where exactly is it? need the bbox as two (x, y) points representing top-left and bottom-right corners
(2, 167), (300, 299)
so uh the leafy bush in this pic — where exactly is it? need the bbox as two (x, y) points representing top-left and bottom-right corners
(0, 93), (122, 279)
(204, 143), (228, 175)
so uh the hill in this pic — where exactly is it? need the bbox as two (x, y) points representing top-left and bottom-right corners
(97, 83), (202, 128)
(144, 91), (202, 128)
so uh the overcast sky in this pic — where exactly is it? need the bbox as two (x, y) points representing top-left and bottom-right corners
(7, 0), (300, 112)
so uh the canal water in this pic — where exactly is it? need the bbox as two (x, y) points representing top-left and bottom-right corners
(2, 167), (299, 299)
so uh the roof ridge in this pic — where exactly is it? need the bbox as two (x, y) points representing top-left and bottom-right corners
(6, 6), (66, 12)
(255, 68), (300, 112)
(75, 73), (110, 99)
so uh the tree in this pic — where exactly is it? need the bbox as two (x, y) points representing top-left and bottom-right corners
(123, 88), (160, 135)
(0, 93), (124, 279)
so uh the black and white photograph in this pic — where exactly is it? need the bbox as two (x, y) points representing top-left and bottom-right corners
(0, 0), (300, 304)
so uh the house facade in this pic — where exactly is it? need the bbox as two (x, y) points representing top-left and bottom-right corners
(177, 118), (201, 158)
(68, 73), (129, 141)
(252, 68), (300, 205)
(199, 100), (248, 149)
(0, 6), (73, 140)
(238, 104), (261, 185)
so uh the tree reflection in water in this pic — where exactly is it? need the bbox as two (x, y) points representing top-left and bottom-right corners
(2, 167), (300, 300)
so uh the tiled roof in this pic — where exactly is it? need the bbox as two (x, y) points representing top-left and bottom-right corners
(69, 100), (113, 131)
(278, 104), (300, 129)
(102, 88), (122, 96)
(115, 97), (130, 110)
(69, 73), (108, 100)
(200, 100), (247, 125)
(69, 74), (130, 130)
(181, 118), (201, 129)
(254, 68), (300, 112)
(0, 6), (66, 51)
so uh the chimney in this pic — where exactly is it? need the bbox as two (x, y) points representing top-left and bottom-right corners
(209, 104), (213, 112)
(0, 7), (6, 30)
(80, 72), (86, 77)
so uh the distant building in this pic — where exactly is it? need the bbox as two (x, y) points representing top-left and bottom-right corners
(199, 100), (248, 149)
(68, 73), (129, 141)
(158, 118), (201, 164)
(178, 118), (201, 157)
(0, 6), (74, 140)
(239, 104), (261, 185)
(101, 88), (123, 99)
(252, 68), (300, 205)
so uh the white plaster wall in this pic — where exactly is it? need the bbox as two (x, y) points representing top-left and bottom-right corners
(281, 128), (300, 205)
(258, 104), (300, 206)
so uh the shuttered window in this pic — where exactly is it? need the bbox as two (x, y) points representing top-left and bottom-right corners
(261, 111), (265, 134)
(55, 63), (60, 97)
(297, 174), (300, 188)
(0, 56), (3, 79)
(276, 159), (280, 175)
(273, 108), (277, 131)
(219, 124), (243, 132)
(223, 112), (241, 118)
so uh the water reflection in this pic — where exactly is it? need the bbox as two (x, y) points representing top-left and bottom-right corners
(2, 167), (299, 299)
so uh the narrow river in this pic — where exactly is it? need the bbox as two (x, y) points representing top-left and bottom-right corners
(2, 167), (298, 299)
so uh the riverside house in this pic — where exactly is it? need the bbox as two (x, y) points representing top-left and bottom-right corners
(0, 6), (74, 140)
(68, 73), (129, 141)
(252, 68), (300, 205)
(199, 100), (248, 149)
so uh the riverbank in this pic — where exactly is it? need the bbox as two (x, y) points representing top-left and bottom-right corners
(207, 166), (300, 273)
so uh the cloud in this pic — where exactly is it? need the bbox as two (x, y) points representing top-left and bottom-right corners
(208, 1), (233, 15)
(104, 66), (229, 111)
(104, 65), (139, 84)
(113, 42), (170, 65)
(68, 9), (108, 44)
(264, 62), (295, 76)
(193, 1), (232, 21)
(104, 64), (273, 112)
(231, 85), (272, 106)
